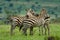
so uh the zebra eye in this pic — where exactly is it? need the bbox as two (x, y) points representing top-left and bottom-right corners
(30, 11), (32, 12)
(31, 13), (34, 15)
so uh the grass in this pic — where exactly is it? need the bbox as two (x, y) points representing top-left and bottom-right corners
(0, 23), (60, 40)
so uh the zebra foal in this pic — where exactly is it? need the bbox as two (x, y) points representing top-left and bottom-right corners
(20, 8), (50, 36)
(10, 9), (36, 35)
(40, 8), (50, 35)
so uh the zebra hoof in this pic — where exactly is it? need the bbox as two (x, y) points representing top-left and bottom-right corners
(25, 34), (27, 36)
(19, 29), (21, 31)
(39, 34), (41, 36)
(29, 34), (33, 35)
(24, 34), (27, 36)
(10, 33), (14, 36)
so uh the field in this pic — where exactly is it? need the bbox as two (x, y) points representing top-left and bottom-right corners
(0, 23), (60, 40)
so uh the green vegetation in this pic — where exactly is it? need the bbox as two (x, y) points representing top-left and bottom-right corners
(0, 0), (60, 23)
(0, 0), (60, 40)
(0, 23), (60, 40)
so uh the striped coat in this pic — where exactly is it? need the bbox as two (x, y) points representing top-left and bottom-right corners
(10, 16), (27, 35)
(20, 9), (50, 36)
(43, 15), (50, 35)
(20, 13), (48, 36)
(10, 9), (37, 35)
(40, 8), (50, 35)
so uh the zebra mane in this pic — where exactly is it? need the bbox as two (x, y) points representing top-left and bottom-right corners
(44, 16), (50, 20)
(34, 14), (39, 17)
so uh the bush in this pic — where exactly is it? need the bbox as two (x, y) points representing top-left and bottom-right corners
(0, 20), (5, 25)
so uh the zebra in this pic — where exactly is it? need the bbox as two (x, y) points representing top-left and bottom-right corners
(29, 8), (50, 35)
(42, 15), (50, 35)
(10, 16), (26, 35)
(10, 9), (37, 35)
(19, 8), (50, 36)
(40, 8), (50, 35)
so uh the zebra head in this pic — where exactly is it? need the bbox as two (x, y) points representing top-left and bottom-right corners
(39, 8), (50, 19)
(25, 8), (36, 18)
(26, 9), (35, 15)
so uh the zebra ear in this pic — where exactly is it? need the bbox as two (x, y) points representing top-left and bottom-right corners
(25, 9), (29, 11)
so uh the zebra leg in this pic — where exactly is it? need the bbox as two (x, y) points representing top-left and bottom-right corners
(47, 24), (50, 35)
(19, 24), (23, 31)
(22, 28), (27, 36)
(41, 25), (44, 35)
(22, 25), (28, 36)
(10, 24), (16, 35)
(44, 24), (47, 35)
(30, 27), (33, 35)
(39, 26), (41, 36)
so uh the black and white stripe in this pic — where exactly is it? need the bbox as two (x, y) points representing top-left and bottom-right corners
(10, 9), (36, 35)
(10, 16), (27, 35)
(42, 16), (50, 35)
(19, 11), (50, 36)
(20, 15), (46, 35)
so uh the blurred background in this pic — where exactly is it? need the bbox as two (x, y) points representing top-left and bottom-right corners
(0, 0), (60, 24)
